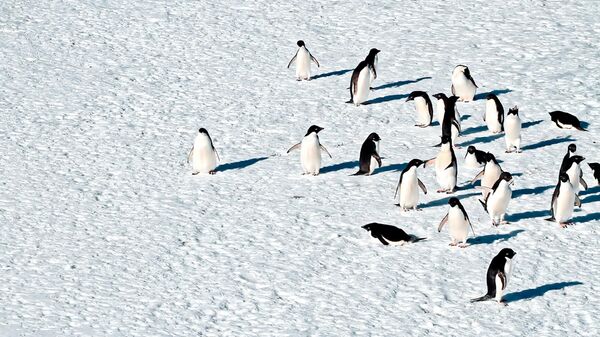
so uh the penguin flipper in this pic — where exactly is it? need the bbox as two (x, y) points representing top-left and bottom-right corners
(471, 169), (485, 183)
(320, 145), (332, 158)
(498, 271), (507, 290)
(372, 153), (382, 168)
(286, 142), (301, 153)
(580, 177), (588, 190)
(214, 148), (221, 162)
(418, 179), (427, 195)
(451, 84), (456, 96)
(287, 51), (298, 68)
(310, 53), (320, 67)
(575, 194), (582, 208)
(187, 145), (194, 164)
(438, 213), (449, 232)
(377, 235), (389, 246)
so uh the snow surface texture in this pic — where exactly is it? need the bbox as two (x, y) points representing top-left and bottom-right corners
(1, 0), (600, 336)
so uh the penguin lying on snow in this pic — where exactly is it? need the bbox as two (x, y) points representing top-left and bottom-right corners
(188, 128), (220, 175)
(546, 173), (581, 228)
(471, 248), (516, 305)
(589, 163), (600, 185)
(464, 146), (487, 168)
(479, 172), (514, 226)
(549, 111), (587, 131)
(484, 94), (504, 133)
(438, 197), (475, 248)
(287, 125), (332, 175)
(451, 65), (478, 102)
(362, 223), (426, 246)
(394, 159), (427, 211)
(354, 133), (382, 175)
(348, 48), (380, 106)
(287, 40), (320, 81)
(406, 91), (433, 127)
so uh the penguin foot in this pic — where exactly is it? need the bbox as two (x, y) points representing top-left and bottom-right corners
(209, 170), (217, 175)
(192, 172), (200, 175)
(499, 300), (508, 307)
(296, 78), (302, 81)
(458, 243), (468, 248)
(449, 242), (457, 246)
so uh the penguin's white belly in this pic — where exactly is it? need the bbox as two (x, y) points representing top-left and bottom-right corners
(414, 97), (430, 125)
(435, 151), (456, 190)
(399, 170), (419, 208)
(464, 153), (482, 168)
(488, 186), (512, 219)
(192, 145), (218, 174)
(436, 100), (445, 122)
(555, 184), (575, 223)
(448, 208), (468, 243)
(485, 102), (503, 133)
(482, 165), (502, 197)
(301, 136), (321, 174)
(453, 76), (476, 101)
(557, 120), (573, 129)
(296, 49), (311, 79)
(504, 115), (521, 147)
(494, 274), (504, 302)
(566, 165), (581, 192)
(451, 123), (459, 144)
(353, 67), (371, 105)
(369, 157), (379, 174)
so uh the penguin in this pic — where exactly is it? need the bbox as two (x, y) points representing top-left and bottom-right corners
(425, 135), (457, 193)
(354, 133), (382, 175)
(471, 152), (503, 200)
(464, 146), (487, 169)
(549, 111), (587, 131)
(287, 40), (320, 81)
(589, 163), (600, 186)
(394, 159), (427, 211)
(479, 172), (514, 226)
(440, 95), (461, 146)
(451, 65), (478, 102)
(348, 48), (380, 106)
(484, 94), (504, 133)
(471, 248), (516, 305)
(558, 143), (577, 174)
(546, 173), (582, 228)
(504, 106), (521, 153)
(438, 197), (475, 248)
(406, 91), (433, 127)
(287, 125), (332, 175)
(188, 128), (220, 175)
(362, 223), (426, 246)
(560, 155), (588, 194)
(433, 93), (461, 132)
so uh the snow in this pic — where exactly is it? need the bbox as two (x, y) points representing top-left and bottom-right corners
(1, 0), (599, 335)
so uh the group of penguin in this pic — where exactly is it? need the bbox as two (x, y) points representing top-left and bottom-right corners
(188, 40), (599, 304)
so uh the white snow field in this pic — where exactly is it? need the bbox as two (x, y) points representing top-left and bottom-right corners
(1, 0), (600, 335)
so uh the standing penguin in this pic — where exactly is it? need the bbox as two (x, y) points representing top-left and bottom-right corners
(438, 197), (475, 248)
(471, 248), (516, 305)
(464, 146), (487, 169)
(433, 93), (461, 131)
(354, 133), (382, 175)
(484, 94), (504, 133)
(439, 95), (461, 146)
(504, 106), (521, 153)
(471, 152), (503, 200)
(426, 135), (458, 193)
(560, 155), (588, 194)
(451, 65), (478, 102)
(589, 163), (600, 185)
(479, 172), (514, 226)
(188, 128), (220, 175)
(394, 159), (428, 211)
(406, 91), (433, 127)
(348, 48), (380, 106)
(549, 111), (587, 131)
(287, 40), (320, 81)
(546, 173), (581, 228)
(287, 125), (332, 175)
(362, 223), (426, 246)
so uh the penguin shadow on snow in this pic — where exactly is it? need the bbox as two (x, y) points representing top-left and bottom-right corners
(311, 68), (353, 80)
(571, 212), (600, 224)
(363, 94), (409, 105)
(521, 136), (575, 151)
(467, 229), (525, 246)
(461, 120), (543, 136)
(217, 156), (269, 172)
(512, 184), (554, 198)
(506, 209), (550, 222)
(420, 192), (480, 209)
(460, 133), (504, 147)
(580, 185), (600, 197)
(372, 162), (407, 175)
(320, 160), (359, 174)
(473, 89), (513, 101)
(503, 281), (583, 303)
(371, 76), (432, 91)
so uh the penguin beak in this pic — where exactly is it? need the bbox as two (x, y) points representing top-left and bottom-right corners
(508, 179), (515, 186)
(405, 97), (413, 102)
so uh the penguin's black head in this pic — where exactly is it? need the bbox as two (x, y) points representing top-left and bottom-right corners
(559, 173), (569, 183)
(500, 172), (513, 183)
(306, 125), (324, 135)
(408, 158), (425, 168)
(571, 155), (585, 164)
(369, 48), (380, 56)
(448, 197), (460, 207)
(362, 223), (380, 232)
(198, 128), (208, 134)
(589, 162), (600, 171)
(549, 111), (558, 121)
(448, 95), (460, 103)
(467, 146), (476, 154)
(568, 143), (577, 153)
(297, 40), (305, 47)
(484, 152), (497, 163)
(440, 135), (452, 145)
(486, 93), (497, 101)
(508, 106), (519, 115)
(368, 132), (381, 142)
(499, 248), (516, 259)
(432, 93), (447, 100)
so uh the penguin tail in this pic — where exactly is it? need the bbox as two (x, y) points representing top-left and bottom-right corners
(575, 126), (587, 131)
(411, 237), (427, 243)
(345, 99), (353, 104)
(432, 142), (442, 147)
(470, 294), (493, 303)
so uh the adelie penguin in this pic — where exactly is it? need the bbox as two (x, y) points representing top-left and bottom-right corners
(287, 40), (320, 81)
(348, 48), (380, 106)
(362, 223), (425, 246)
(438, 94), (461, 146)
(433, 93), (460, 124)
(504, 106), (521, 153)
(464, 146), (487, 169)
(546, 173), (581, 228)
(287, 125), (332, 175)
(589, 163), (600, 186)
(438, 197), (475, 248)
(188, 128), (220, 175)
(471, 248), (516, 306)
(484, 94), (504, 134)
(560, 155), (588, 194)
(559, 143), (577, 174)
(479, 172), (514, 226)
(394, 159), (427, 211)
(471, 152), (503, 200)
(451, 65), (478, 102)
(354, 133), (382, 175)
(549, 111), (587, 131)
(425, 135), (457, 193)
(406, 91), (433, 127)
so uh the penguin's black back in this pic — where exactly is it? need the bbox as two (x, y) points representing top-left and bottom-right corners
(357, 138), (377, 173)
(362, 223), (411, 242)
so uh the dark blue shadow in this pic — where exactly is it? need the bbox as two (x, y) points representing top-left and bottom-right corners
(372, 77), (432, 91)
(468, 229), (525, 246)
(460, 133), (504, 147)
(461, 114), (472, 122)
(320, 160), (359, 174)
(522, 136), (575, 151)
(580, 121), (590, 130)
(582, 192), (600, 204)
(580, 185), (600, 196)
(522, 120), (544, 129)
(513, 185), (554, 198)
(506, 209), (550, 222)
(312, 68), (353, 80)
(461, 125), (487, 136)
(571, 212), (600, 223)
(218, 157), (269, 172)
(504, 281), (583, 303)
(474, 89), (513, 101)
(421, 192), (480, 209)
(430, 121), (440, 127)
(364, 94), (410, 105)
(373, 162), (407, 174)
